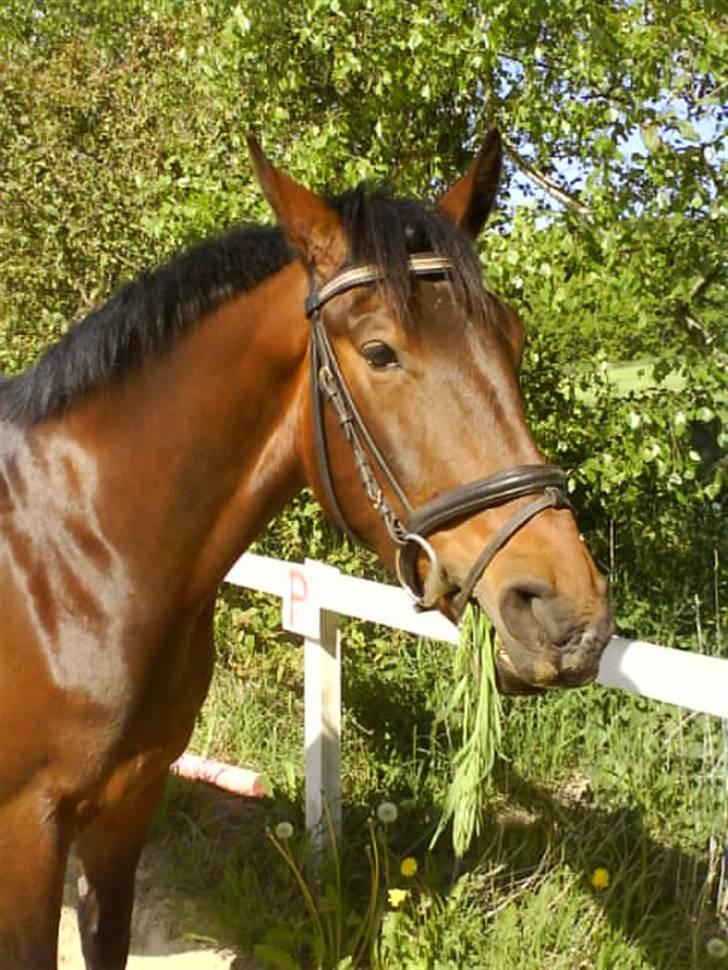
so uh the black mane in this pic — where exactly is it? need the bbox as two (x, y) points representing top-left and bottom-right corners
(1, 187), (488, 426)
(0, 225), (293, 425)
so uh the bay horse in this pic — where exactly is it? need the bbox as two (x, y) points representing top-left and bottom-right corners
(0, 128), (612, 969)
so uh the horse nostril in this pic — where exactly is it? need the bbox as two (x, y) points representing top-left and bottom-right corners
(499, 577), (598, 654)
(498, 577), (556, 648)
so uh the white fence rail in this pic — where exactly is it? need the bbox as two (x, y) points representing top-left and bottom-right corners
(219, 552), (727, 836)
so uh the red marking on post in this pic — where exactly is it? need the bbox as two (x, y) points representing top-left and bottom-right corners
(289, 568), (308, 627)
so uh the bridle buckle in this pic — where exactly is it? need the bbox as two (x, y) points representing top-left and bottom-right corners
(396, 533), (453, 609)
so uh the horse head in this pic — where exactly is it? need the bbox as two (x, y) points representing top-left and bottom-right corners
(248, 130), (613, 693)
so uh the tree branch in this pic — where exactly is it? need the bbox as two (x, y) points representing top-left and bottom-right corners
(502, 137), (594, 220)
(689, 266), (720, 302)
(669, 267), (723, 349)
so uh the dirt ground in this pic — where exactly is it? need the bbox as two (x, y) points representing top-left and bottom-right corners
(58, 850), (256, 970)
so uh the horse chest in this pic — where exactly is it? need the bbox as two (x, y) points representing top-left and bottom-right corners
(76, 617), (216, 819)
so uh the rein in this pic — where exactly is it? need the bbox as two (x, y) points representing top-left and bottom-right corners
(305, 253), (571, 621)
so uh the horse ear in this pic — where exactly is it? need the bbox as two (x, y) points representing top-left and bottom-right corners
(437, 128), (502, 237)
(246, 132), (348, 276)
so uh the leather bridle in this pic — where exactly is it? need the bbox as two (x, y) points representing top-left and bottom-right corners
(305, 253), (571, 621)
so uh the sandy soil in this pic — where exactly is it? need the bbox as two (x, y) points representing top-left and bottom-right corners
(58, 852), (255, 970)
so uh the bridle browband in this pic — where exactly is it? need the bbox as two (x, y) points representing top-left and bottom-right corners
(305, 253), (571, 621)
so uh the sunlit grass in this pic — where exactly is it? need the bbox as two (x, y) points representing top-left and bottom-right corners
(149, 584), (727, 969)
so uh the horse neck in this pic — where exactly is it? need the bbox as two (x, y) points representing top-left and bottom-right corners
(59, 261), (310, 607)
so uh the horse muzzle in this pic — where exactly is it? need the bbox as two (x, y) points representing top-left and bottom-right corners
(486, 577), (614, 693)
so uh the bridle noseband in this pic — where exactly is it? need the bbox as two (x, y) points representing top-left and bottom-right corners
(305, 253), (571, 621)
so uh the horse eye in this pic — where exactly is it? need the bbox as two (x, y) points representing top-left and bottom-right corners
(361, 340), (399, 370)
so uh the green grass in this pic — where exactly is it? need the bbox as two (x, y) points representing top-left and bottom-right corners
(149, 585), (727, 969)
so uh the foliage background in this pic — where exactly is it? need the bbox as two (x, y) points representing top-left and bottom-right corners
(1, 0), (724, 649)
(1, 2), (726, 966)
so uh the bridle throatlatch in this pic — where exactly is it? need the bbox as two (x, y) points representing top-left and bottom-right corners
(305, 253), (571, 622)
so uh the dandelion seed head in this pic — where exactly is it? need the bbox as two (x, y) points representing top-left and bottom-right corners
(706, 938), (728, 960)
(274, 821), (294, 840)
(377, 801), (398, 824)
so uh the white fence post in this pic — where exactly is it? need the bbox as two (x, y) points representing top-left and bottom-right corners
(304, 609), (342, 849)
(281, 558), (343, 847)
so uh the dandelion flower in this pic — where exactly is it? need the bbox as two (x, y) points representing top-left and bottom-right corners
(274, 821), (294, 840)
(387, 888), (409, 908)
(400, 857), (418, 878)
(377, 801), (398, 824)
(590, 867), (610, 890)
(706, 938), (728, 960)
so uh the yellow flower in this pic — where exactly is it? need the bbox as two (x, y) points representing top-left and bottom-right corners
(387, 888), (409, 909)
(590, 867), (610, 890)
(400, 857), (418, 878)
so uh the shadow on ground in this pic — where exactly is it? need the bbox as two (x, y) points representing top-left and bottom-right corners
(141, 762), (722, 970)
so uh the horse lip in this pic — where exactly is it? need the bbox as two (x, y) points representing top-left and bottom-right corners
(470, 576), (611, 691)
(433, 592), (541, 694)
(493, 642), (546, 695)
(556, 665), (600, 687)
(494, 635), (600, 692)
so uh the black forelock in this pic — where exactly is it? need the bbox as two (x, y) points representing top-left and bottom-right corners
(329, 186), (489, 325)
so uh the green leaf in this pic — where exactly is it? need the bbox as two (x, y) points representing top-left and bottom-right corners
(675, 119), (699, 142)
(640, 123), (661, 153)
(253, 944), (300, 970)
